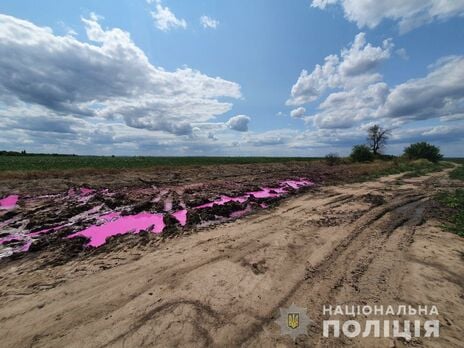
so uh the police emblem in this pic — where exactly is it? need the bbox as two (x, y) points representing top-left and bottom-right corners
(288, 313), (299, 329)
(275, 303), (311, 341)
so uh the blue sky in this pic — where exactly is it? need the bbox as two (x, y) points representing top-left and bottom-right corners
(0, 0), (463, 156)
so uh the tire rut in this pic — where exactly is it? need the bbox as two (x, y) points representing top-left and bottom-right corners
(237, 193), (427, 346)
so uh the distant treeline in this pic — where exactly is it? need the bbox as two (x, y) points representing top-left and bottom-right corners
(0, 150), (77, 157)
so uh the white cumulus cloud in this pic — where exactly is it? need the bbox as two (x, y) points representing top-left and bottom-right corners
(379, 56), (464, 122)
(200, 15), (219, 29)
(0, 14), (242, 136)
(287, 32), (392, 106)
(226, 115), (251, 132)
(311, 0), (464, 33)
(150, 0), (187, 31)
(290, 107), (307, 118)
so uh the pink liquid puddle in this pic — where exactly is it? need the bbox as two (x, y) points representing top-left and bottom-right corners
(282, 179), (313, 189)
(0, 224), (67, 253)
(28, 225), (65, 238)
(196, 195), (248, 209)
(172, 210), (187, 226)
(20, 241), (32, 252)
(0, 195), (19, 210)
(1, 178), (314, 255)
(0, 235), (21, 245)
(196, 179), (313, 209)
(246, 187), (286, 198)
(99, 212), (121, 222)
(68, 212), (165, 247)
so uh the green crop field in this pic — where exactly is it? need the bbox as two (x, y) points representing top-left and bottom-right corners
(0, 155), (322, 172)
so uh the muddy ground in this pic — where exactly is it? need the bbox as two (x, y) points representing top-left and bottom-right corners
(0, 160), (397, 196)
(0, 162), (463, 347)
(0, 160), (394, 259)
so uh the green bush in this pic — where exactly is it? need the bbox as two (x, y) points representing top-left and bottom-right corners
(350, 145), (374, 162)
(450, 164), (464, 181)
(437, 189), (464, 237)
(403, 142), (443, 163)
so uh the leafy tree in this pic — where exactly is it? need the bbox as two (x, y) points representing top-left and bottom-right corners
(350, 145), (374, 162)
(367, 125), (390, 156)
(403, 142), (443, 163)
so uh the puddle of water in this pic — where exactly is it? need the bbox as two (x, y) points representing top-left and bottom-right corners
(68, 212), (165, 247)
(0, 195), (19, 210)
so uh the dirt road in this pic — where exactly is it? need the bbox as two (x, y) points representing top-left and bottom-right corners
(0, 169), (463, 347)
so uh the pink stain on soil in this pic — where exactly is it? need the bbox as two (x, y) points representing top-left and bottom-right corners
(99, 212), (121, 222)
(0, 224), (67, 253)
(246, 187), (285, 198)
(164, 197), (173, 212)
(172, 210), (187, 226)
(1, 178), (314, 255)
(68, 187), (95, 200)
(20, 241), (32, 252)
(282, 179), (313, 189)
(28, 225), (64, 237)
(0, 235), (21, 245)
(196, 195), (248, 209)
(196, 179), (313, 209)
(80, 188), (95, 196)
(0, 195), (19, 210)
(230, 205), (253, 218)
(68, 212), (166, 247)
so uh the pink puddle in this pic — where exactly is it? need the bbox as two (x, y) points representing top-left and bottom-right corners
(246, 187), (286, 198)
(20, 241), (32, 252)
(0, 235), (22, 245)
(68, 212), (166, 247)
(0, 224), (66, 253)
(0, 195), (19, 210)
(196, 179), (313, 209)
(172, 209), (187, 226)
(196, 195), (248, 209)
(282, 179), (313, 189)
(28, 225), (65, 238)
(99, 212), (121, 223)
(2, 178), (314, 254)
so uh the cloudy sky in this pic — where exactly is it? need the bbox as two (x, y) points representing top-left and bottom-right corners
(1, 0), (463, 156)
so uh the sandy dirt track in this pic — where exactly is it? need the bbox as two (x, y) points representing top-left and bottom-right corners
(0, 169), (463, 347)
